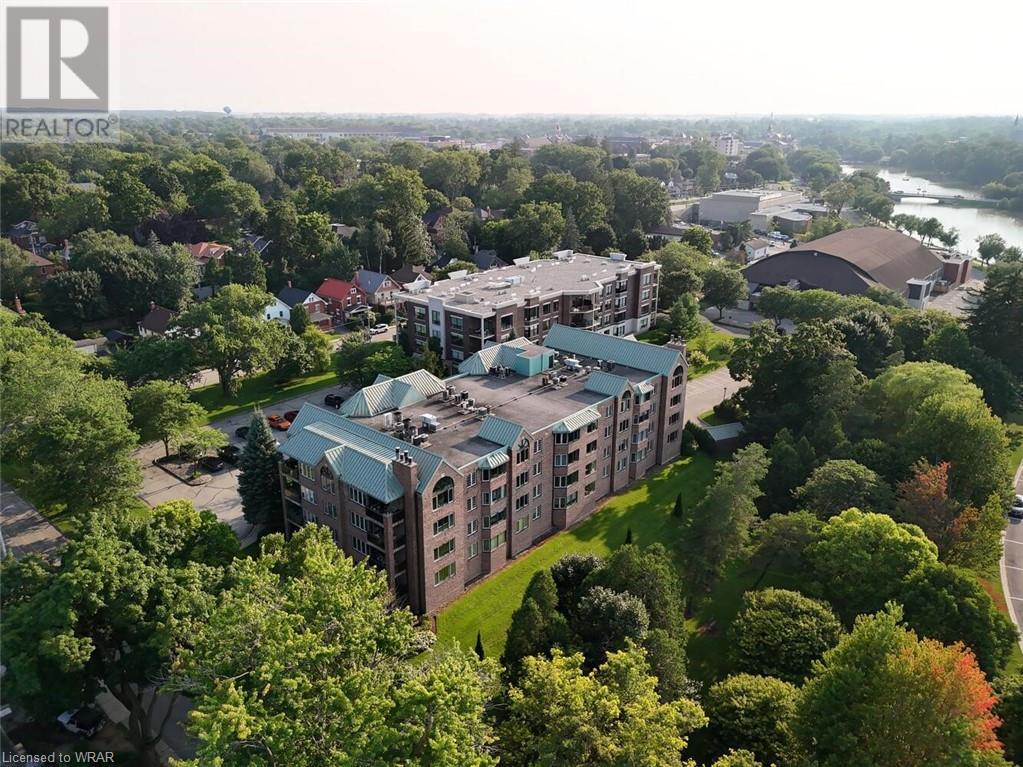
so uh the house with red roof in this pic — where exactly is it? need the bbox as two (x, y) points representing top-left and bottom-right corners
(316, 277), (369, 324)
(185, 242), (232, 280)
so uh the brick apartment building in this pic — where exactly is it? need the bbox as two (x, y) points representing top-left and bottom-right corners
(278, 325), (688, 616)
(396, 251), (660, 368)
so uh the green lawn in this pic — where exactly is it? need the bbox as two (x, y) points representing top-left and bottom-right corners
(635, 327), (734, 380)
(192, 357), (341, 423)
(0, 459), (81, 537)
(437, 453), (716, 657)
(698, 409), (728, 426)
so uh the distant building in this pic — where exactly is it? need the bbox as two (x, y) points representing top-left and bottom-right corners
(390, 264), (432, 291)
(316, 277), (369, 323)
(138, 303), (176, 337)
(185, 242), (232, 280)
(243, 232), (273, 257)
(397, 251), (660, 366)
(330, 223), (359, 240)
(698, 189), (810, 227)
(709, 135), (743, 157)
(743, 227), (960, 309)
(263, 297), (292, 324)
(744, 238), (771, 262)
(355, 269), (403, 307)
(278, 326), (688, 615)
(277, 285), (332, 330)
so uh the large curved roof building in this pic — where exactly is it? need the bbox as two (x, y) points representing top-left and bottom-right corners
(742, 227), (958, 308)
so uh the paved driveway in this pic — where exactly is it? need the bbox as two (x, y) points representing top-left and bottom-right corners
(684, 367), (745, 424)
(1000, 460), (1023, 648)
(0, 480), (66, 559)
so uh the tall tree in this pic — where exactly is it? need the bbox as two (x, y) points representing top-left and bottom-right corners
(704, 674), (799, 767)
(238, 410), (283, 530)
(171, 525), (498, 767)
(702, 265), (747, 319)
(793, 459), (895, 518)
(128, 379), (204, 456)
(968, 262), (1023, 379)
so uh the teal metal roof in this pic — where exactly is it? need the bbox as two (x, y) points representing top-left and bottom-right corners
(552, 408), (600, 433)
(544, 324), (683, 378)
(478, 415), (525, 446)
(283, 404), (446, 496)
(633, 381), (655, 396)
(458, 338), (554, 377)
(478, 450), (509, 470)
(338, 369), (447, 418)
(585, 370), (630, 397)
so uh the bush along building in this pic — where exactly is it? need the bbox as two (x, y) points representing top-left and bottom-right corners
(278, 325), (688, 616)
(397, 251), (660, 367)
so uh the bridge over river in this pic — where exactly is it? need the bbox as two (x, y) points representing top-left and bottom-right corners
(887, 190), (999, 207)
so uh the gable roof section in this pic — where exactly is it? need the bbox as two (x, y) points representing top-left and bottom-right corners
(283, 404), (445, 495)
(458, 337), (533, 376)
(478, 450), (510, 470)
(552, 408), (600, 433)
(478, 415), (525, 446)
(355, 269), (394, 294)
(338, 369), (447, 418)
(544, 324), (682, 378)
(584, 370), (630, 397)
(140, 305), (175, 334)
(784, 227), (943, 292)
(277, 286), (318, 306)
(316, 277), (362, 301)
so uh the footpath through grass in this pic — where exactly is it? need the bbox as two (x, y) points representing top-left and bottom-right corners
(437, 453), (715, 657)
(192, 356), (341, 424)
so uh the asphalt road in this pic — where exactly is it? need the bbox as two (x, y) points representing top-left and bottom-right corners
(1001, 462), (1023, 645)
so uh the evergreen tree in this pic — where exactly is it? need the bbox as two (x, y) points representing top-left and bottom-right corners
(560, 207), (582, 250)
(625, 527), (633, 545)
(290, 303), (310, 334)
(238, 409), (282, 529)
(673, 493), (684, 518)
(475, 630), (486, 660)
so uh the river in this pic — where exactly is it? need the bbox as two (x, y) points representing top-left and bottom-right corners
(841, 165), (1023, 253)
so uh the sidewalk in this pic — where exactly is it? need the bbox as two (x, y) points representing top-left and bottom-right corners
(0, 480), (65, 560)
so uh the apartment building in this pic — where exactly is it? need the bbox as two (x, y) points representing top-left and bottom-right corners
(396, 251), (660, 367)
(278, 325), (689, 616)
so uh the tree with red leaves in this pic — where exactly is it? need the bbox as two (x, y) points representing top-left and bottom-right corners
(796, 604), (1010, 766)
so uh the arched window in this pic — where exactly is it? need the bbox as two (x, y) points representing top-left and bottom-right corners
(672, 366), (685, 388)
(320, 466), (335, 494)
(432, 476), (455, 510)
(620, 390), (632, 413)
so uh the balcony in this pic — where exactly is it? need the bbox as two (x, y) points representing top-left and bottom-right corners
(570, 301), (595, 313)
(615, 282), (628, 294)
(283, 485), (302, 506)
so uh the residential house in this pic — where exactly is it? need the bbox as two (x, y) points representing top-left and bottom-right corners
(330, 223), (359, 240)
(263, 297), (292, 324)
(744, 238), (771, 263)
(423, 208), (452, 240)
(185, 242), (232, 280)
(278, 327), (688, 616)
(138, 303), (176, 337)
(316, 277), (369, 324)
(243, 232), (273, 257)
(390, 264), (432, 292)
(355, 269), (402, 308)
(277, 285), (332, 330)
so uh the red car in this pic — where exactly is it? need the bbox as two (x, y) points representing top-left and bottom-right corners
(267, 414), (292, 430)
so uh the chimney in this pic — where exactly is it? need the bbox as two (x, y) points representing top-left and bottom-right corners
(150, 301), (156, 311)
(287, 280), (292, 288)
(395, 447), (401, 461)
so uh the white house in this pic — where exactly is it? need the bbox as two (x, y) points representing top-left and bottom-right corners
(263, 297), (291, 324)
(745, 238), (771, 263)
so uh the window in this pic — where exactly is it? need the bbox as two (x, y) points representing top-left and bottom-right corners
(351, 512), (368, 531)
(620, 392), (632, 413)
(533, 439), (543, 453)
(585, 462), (595, 476)
(431, 310), (440, 324)
(604, 425), (612, 438)
(480, 467), (494, 482)
(468, 541), (479, 559)
(554, 429), (579, 445)
(672, 366), (685, 388)
(414, 306), (426, 320)
(552, 300), (560, 312)
(602, 465), (610, 478)
(619, 420), (630, 433)
(515, 471), (529, 488)
(485, 509), (506, 527)
(450, 332), (464, 348)
(325, 503), (338, 518)
(432, 477), (454, 510)
(331, 527), (339, 544)
(490, 485), (506, 502)
(554, 454), (568, 468)
(433, 513), (455, 535)
(604, 405), (612, 417)
(466, 495), (477, 512)
(349, 486), (366, 506)
(300, 462), (316, 480)
(415, 322), (427, 336)
(670, 394), (682, 407)
(483, 532), (507, 552)
(320, 467), (335, 493)
(451, 348), (464, 362)
(587, 421), (598, 433)
(669, 412), (681, 425)
(301, 486), (316, 504)
(516, 444), (529, 463)
(586, 440), (597, 454)
(466, 470), (478, 488)
(433, 538), (455, 560)
(533, 461), (542, 476)
(642, 288), (651, 301)
(482, 491), (491, 506)
(619, 441), (628, 453)
(554, 471), (579, 488)
(434, 562), (457, 585)
(467, 519), (478, 536)
(515, 494), (529, 510)
(585, 481), (596, 496)
(644, 272), (653, 285)
(617, 457), (628, 471)
(553, 492), (578, 509)
(515, 517), (529, 533)
(352, 537), (368, 555)
(568, 449), (579, 463)
(532, 484), (543, 499)
(603, 446), (611, 458)
(668, 430), (679, 443)
(532, 506), (542, 520)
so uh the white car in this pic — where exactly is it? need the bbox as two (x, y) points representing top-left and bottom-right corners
(369, 324), (390, 335)
(1010, 495), (1023, 519)
(57, 707), (104, 738)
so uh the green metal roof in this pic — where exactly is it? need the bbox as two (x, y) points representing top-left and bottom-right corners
(633, 381), (655, 396)
(478, 450), (510, 470)
(283, 404), (446, 496)
(478, 415), (525, 446)
(552, 407), (601, 433)
(338, 369), (447, 418)
(585, 370), (630, 397)
(458, 338), (553, 377)
(544, 324), (684, 378)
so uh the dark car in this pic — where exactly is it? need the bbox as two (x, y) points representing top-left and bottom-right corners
(217, 444), (241, 464)
(284, 410), (299, 422)
(198, 455), (226, 472)
(58, 707), (104, 738)
(235, 426), (250, 440)
(324, 393), (344, 409)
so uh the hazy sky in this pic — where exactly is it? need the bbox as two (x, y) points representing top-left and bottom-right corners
(106, 0), (1021, 115)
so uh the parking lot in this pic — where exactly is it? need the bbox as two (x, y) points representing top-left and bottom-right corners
(136, 380), (353, 544)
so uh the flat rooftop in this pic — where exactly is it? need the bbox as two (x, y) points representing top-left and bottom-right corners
(361, 362), (653, 469)
(397, 253), (654, 317)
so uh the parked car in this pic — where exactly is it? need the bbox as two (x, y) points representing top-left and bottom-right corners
(370, 323), (389, 335)
(284, 410), (299, 422)
(198, 455), (225, 472)
(324, 393), (344, 409)
(57, 707), (104, 738)
(234, 426), (249, 440)
(217, 444), (241, 464)
(267, 414), (291, 430)
(1010, 495), (1023, 519)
